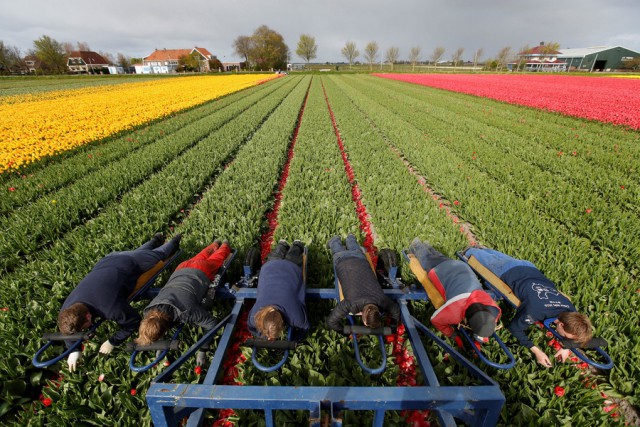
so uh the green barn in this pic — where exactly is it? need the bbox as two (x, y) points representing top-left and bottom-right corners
(558, 46), (640, 71)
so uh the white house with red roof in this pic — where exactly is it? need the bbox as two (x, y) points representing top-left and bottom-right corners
(67, 51), (110, 73)
(142, 47), (214, 73)
(510, 42), (567, 72)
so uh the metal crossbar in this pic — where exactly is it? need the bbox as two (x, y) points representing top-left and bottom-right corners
(146, 252), (505, 426)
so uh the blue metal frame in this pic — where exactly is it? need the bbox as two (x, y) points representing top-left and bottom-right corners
(401, 250), (516, 370)
(128, 249), (238, 373)
(250, 327), (294, 373)
(32, 248), (183, 369)
(456, 250), (614, 370)
(146, 247), (505, 427)
(333, 249), (389, 374)
(129, 326), (183, 373)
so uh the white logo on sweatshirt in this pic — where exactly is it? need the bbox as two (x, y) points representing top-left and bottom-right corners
(531, 283), (559, 300)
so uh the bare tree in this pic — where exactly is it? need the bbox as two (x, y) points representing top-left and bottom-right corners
(341, 41), (359, 70)
(295, 34), (317, 66)
(384, 47), (399, 71)
(430, 46), (445, 70)
(364, 41), (379, 71)
(473, 48), (484, 71)
(233, 35), (251, 69)
(451, 47), (464, 72)
(408, 46), (421, 72)
(99, 51), (115, 65)
(0, 41), (24, 74)
(516, 44), (531, 72)
(539, 41), (561, 54)
(116, 53), (131, 69)
(495, 46), (512, 71)
(77, 41), (90, 51)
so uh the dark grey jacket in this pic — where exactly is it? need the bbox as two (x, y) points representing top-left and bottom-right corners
(144, 268), (217, 331)
(327, 256), (400, 332)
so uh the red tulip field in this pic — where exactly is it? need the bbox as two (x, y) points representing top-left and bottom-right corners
(1, 73), (639, 426)
(375, 73), (640, 129)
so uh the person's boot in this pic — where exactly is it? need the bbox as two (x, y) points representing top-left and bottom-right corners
(151, 232), (165, 247)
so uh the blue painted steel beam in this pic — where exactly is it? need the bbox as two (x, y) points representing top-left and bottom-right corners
(217, 286), (427, 301)
(146, 384), (504, 426)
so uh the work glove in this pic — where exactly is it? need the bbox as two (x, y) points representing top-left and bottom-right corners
(99, 340), (115, 355)
(67, 351), (82, 372)
(196, 351), (207, 367)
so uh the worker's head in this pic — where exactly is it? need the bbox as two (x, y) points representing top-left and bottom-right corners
(136, 309), (172, 346)
(254, 306), (284, 340)
(465, 303), (498, 342)
(362, 304), (382, 329)
(58, 303), (92, 334)
(556, 312), (593, 346)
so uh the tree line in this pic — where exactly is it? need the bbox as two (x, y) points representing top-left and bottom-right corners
(5, 28), (639, 75)
(0, 36), (135, 75)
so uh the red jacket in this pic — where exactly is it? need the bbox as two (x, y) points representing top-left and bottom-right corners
(427, 259), (501, 337)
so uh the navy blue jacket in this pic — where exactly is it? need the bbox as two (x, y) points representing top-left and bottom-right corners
(501, 266), (576, 348)
(248, 259), (309, 339)
(61, 253), (143, 345)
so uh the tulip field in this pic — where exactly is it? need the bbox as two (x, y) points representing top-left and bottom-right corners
(1, 73), (639, 426)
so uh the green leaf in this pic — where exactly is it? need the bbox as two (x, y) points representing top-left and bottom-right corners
(4, 379), (26, 397)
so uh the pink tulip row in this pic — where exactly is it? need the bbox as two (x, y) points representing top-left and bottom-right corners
(375, 73), (640, 130)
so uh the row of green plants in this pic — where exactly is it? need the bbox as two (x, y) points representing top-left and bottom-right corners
(0, 76), (304, 424)
(0, 76), (288, 214)
(0, 77), (294, 273)
(351, 76), (640, 270)
(328, 75), (636, 424)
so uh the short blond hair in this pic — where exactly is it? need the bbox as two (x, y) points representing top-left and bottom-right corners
(136, 309), (172, 346)
(253, 306), (284, 340)
(558, 312), (593, 346)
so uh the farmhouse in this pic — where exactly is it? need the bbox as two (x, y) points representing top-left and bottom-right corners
(67, 51), (110, 73)
(557, 46), (640, 71)
(510, 43), (567, 72)
(143, 47), (214, 73)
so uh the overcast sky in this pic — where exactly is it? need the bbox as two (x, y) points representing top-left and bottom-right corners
(2, 0), (639, 63)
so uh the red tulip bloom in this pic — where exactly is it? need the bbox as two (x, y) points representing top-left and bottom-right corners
(194, 366), (202, 375)
(41, 398), (53, 407)
(554, 386), (565, 397)
(130, 389), (137, 396)
(8, 187), (16, 192)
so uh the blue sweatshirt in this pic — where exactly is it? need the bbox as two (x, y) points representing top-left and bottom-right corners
(248, 259), (309, 339)
(501, 266), (576, 348)
(61, 253), (143, 345)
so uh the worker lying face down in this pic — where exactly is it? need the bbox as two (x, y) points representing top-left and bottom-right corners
(326, 234), (401, 333)
(463, 246), (593, 368)
(57, 233), (182, 372)
(136, 238), (231, 366)
(248, 240), (310, 341)
(408, 238), (501, 346)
